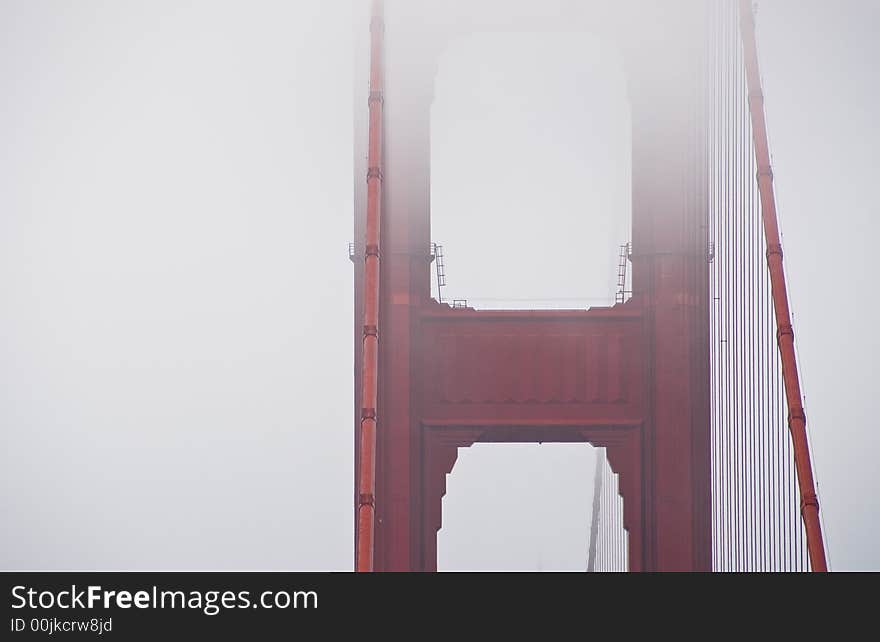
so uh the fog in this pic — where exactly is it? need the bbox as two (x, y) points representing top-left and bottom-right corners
(1, 0), (877, 571)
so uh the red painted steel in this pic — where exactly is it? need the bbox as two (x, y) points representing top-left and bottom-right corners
(416, 303), (649, 570)
(354, 2), (713, 572)
(355, 0), (384, 573)
(738, 0), (828, 572)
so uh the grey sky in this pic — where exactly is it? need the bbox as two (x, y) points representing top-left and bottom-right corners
(1, 0), (877, 571)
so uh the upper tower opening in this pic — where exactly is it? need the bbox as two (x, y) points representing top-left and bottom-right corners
(429, 31), (631, 309)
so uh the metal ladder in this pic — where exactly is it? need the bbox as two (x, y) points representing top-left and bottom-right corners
(431, 242), (446, 303)
(615, 242), (632, 304)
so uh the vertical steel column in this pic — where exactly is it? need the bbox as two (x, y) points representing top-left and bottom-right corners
(738, 0), (827, 572)
(627, 2), (713, 570)
(356, 0), (385, 573)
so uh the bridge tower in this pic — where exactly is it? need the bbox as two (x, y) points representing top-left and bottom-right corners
(353, 0), (713, 571)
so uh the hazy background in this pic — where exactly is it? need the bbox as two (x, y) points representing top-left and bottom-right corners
(1, 0), (877, 571)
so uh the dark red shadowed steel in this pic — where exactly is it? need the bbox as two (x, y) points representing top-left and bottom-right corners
(353, 0), (826, 573)
(738, 0), (827, 572)
(356, 0), (384, 573)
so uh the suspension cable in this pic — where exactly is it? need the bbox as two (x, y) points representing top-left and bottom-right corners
(356, 0), (385, 573)
(737, 0), (827, 572)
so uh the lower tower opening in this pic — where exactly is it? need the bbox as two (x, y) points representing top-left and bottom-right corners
(437, 442), (627, 571)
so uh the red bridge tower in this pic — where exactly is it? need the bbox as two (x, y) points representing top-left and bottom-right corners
(354, 0), (714, 572)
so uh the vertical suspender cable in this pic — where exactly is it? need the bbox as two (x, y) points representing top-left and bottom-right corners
(731, 0), (742, 568)
(356, 0), (385, 573)
(722, 2), (736, 570)
(708, 0), (717, 569)
(730, 3), (743, 570)
(587, 448), (603, 572)
(737, 0), (827, 572)
(742, 36), (756, 571)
